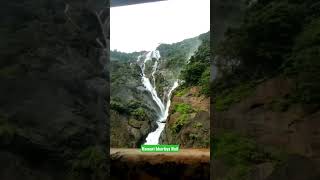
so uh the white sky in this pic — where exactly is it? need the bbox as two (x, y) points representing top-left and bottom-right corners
(110, 0), (210, 53)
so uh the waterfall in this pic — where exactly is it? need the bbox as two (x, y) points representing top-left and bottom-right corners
(151, 60), (158, 87)
(139, 51), (165, 113)
(138, 50), (179, 145)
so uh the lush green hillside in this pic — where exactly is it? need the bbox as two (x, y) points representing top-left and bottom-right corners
(110, 34), (203, 147)
(213, 0), (320, 111)
(213, 0), (320, 179)
(0, 1), (108, 179)
(180, 32), (210, 95)
(160, 32), (210, 148)
(110, 50), (143, 62)
(157, 36), (201, 70)
(110, 51), (160, 147)
(155, 36), (202, 99)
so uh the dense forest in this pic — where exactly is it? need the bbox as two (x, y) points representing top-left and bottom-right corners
(214, 0), (320, 106)
(213, 0), (320, 179)
(180, 32), (210, 95)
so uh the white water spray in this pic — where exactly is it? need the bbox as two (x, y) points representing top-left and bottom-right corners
(139, 51), (165, 113)
(138, 50), (179, 145)
(151, 60), (158, 87)
(145, 81), (178, 144)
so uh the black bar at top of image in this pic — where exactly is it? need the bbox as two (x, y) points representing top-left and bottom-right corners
(111, 0), (166, 7)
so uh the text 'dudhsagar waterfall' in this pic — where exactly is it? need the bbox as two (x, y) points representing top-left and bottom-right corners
(137, 50), (179, 145)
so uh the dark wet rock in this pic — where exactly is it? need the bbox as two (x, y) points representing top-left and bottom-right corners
(0, 0), (109, 179)
(212, 160), (228, 180)
(265, 155), (320, 180)
(110, 110), (157, 148)
(250, 163), (274, 180)
(215, 76), (320, 159)
(214, 76), (320, 180)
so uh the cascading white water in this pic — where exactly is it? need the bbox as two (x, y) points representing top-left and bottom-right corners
(139, 51), (165, 113)
(151, 60), (158, 87)
(138, 50), (179, 145)
(145, 81), (178, 145)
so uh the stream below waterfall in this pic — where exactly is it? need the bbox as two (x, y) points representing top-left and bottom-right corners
(138, 50), (179, 145)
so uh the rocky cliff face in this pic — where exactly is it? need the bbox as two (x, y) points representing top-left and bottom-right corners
(160, 87), (210, 148)
(110, 35), (202, 147)
(110, 53), (160, 147)
(212, 0), (320, 179)
(213, 76), (320, 180)
(157, 31), (210, 148)
(215, 76), (320, 158)
(0, 0), (108, 179)
(213, 0), (247, 43)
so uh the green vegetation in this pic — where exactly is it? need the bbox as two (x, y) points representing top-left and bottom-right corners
(128, 119), (143, 128)
(153, 35), (203, 99)
(193, 122), (203, 129)
(110, 50), (142, 62)
(215, 83), (255, 111)
(180, 32), (210, 96)
(154, 73), (169, 96)
(111, 60), (141, 84)
(189, 133), (200, 140)
(182, 61), (206, 85)
(170, 103), (198, 134)
(175, 87), (189, 97)
(157, 36), (200, 70)
(212, 132), (287, 180)
(213, 0), (320, 111)
(212, 1), (319, 179)
(110, 100), (127, 114)
(199, 67), (210, 95)
(285, 18), (320, 104)
(215, 1), (304, 77)
(127, 100), (144, 110)
(172, 103), (195, 114)
(131, 108), (147, 121)
(171, 114), (189, 134)
(111, 98), (151, 122)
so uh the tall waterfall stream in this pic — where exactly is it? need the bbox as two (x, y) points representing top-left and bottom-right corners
(137, 50), (179, 145)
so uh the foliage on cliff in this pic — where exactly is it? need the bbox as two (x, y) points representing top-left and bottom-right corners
(110, 50), (142, 62)
(212, 132), (287, 180)
(110, 33), (207, 147)
(214, 0), (320, 111)
(157, 36), (201, 70)
(0, 0), (109, 179)
(180, 32), (210, 95)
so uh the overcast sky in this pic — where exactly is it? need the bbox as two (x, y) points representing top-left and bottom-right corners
(110, 0), (210, 53)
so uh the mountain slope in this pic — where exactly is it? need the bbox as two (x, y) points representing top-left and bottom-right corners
(0, 1), (108, 179)
(160, 32), (210, 148)
(110, 34), (203, 147)
(212, 0), (320, 179)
